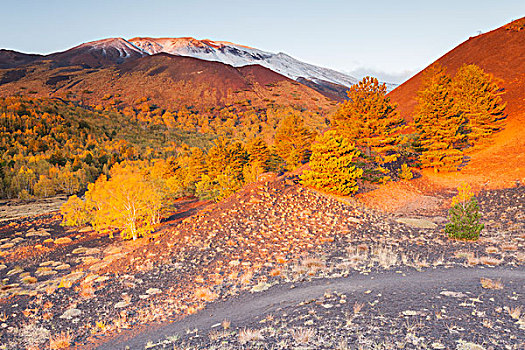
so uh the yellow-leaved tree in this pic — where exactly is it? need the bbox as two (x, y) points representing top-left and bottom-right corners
(274, 113), (316, 170)
(243, 137), (271, 183)
(60, 195), (91, 227)
(195, 138), (248, 201)
(87, 163), (162, 240)
(61, 162), (164, 240)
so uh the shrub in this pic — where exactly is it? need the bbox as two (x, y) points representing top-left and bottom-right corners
(60, 195), (91, 227)
(398, 163), (413, 180)
(445, 183), (484, 240)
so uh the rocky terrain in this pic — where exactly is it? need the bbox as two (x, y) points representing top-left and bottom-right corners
(0, 176), (523, 349)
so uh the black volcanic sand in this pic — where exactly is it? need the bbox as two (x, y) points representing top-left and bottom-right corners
(0, 182), (523, 349)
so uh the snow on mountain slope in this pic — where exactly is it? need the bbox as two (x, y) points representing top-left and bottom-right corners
(79, 38), (146, 58)
(44, 37), (396, 92)
(128, 37), (364, 89)
(78, 38), (144, 57)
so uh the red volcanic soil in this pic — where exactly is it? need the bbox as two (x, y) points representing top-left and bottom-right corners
(0, 53), (335, 111)
(386, 18), (525, 192)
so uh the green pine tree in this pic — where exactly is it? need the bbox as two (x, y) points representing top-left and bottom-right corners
(452, 64), (506, 147)
(300, 130), (363, 195)
(445, 183), (484, 240)
(332, 76), (405, 163)
(414, 64), (466, 172)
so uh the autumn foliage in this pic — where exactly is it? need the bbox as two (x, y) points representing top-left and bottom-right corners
(62, 161), (172, 240)
(274, 112), (316, 170)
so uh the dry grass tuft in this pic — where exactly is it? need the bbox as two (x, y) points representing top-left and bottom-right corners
(208, 329), (230, 341)
(479, 256), (503, 266)
(221, 319), (231, 330)
(508, 306), (522, 320)
(238, 328), (264, 344)
(290, 327), (316, 344)
(500, 243), (518, 251)
(353, 301), (365, 315)
(515, 252), (525, 263)
(194, 287), (217, 302)
(49, 331), (71, 349)
(336, 339), (351, 350)
(485, 246), (500, 254)
(480, 278), (503, 289)
(240, 271), (253, 285)
(371, 245), (398, 268)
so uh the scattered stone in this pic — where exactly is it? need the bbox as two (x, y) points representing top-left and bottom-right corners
(146, 288), (161, 295)
(402, 310), (418, 316)
(55, 264), (71, 270)
(346, 217), (361, 224)
(396, 218), (438, 229)
(114, 301), (130, 308)
(60, 308), (82, 319)
(251, 282), (272, 293)
(72, 247), (89, 254)
(54, 237), (72, 244)
(440, 291), (467, 298)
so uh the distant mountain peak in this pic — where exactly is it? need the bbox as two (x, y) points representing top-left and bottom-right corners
(1, 36), (397, 98)
(126, 37), (364, 91)
(76, 37), (146, 56)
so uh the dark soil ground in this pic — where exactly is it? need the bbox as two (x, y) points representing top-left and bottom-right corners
(0, 179), (523, 349)
(104, 267), (524, 350)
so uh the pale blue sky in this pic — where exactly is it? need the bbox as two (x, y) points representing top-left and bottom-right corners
(1, 0), (523, 83)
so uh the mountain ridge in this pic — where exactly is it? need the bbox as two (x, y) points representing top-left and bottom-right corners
(0, 36), (397, 99)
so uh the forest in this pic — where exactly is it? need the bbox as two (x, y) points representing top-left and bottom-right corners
(0, 63), (505, 240)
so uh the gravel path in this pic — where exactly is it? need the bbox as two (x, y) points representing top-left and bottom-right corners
(100, 266), (525, 349)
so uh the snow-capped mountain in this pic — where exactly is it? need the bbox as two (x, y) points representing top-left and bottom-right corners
(78, 38), (145, 59)
(1, 37), (396, 97)
(127, 37), (360, 89)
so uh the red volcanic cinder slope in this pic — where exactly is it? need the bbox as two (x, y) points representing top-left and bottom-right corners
(388, 18), (525, 188)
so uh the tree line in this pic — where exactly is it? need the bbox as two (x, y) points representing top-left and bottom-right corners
(56, 63), (507, 239)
